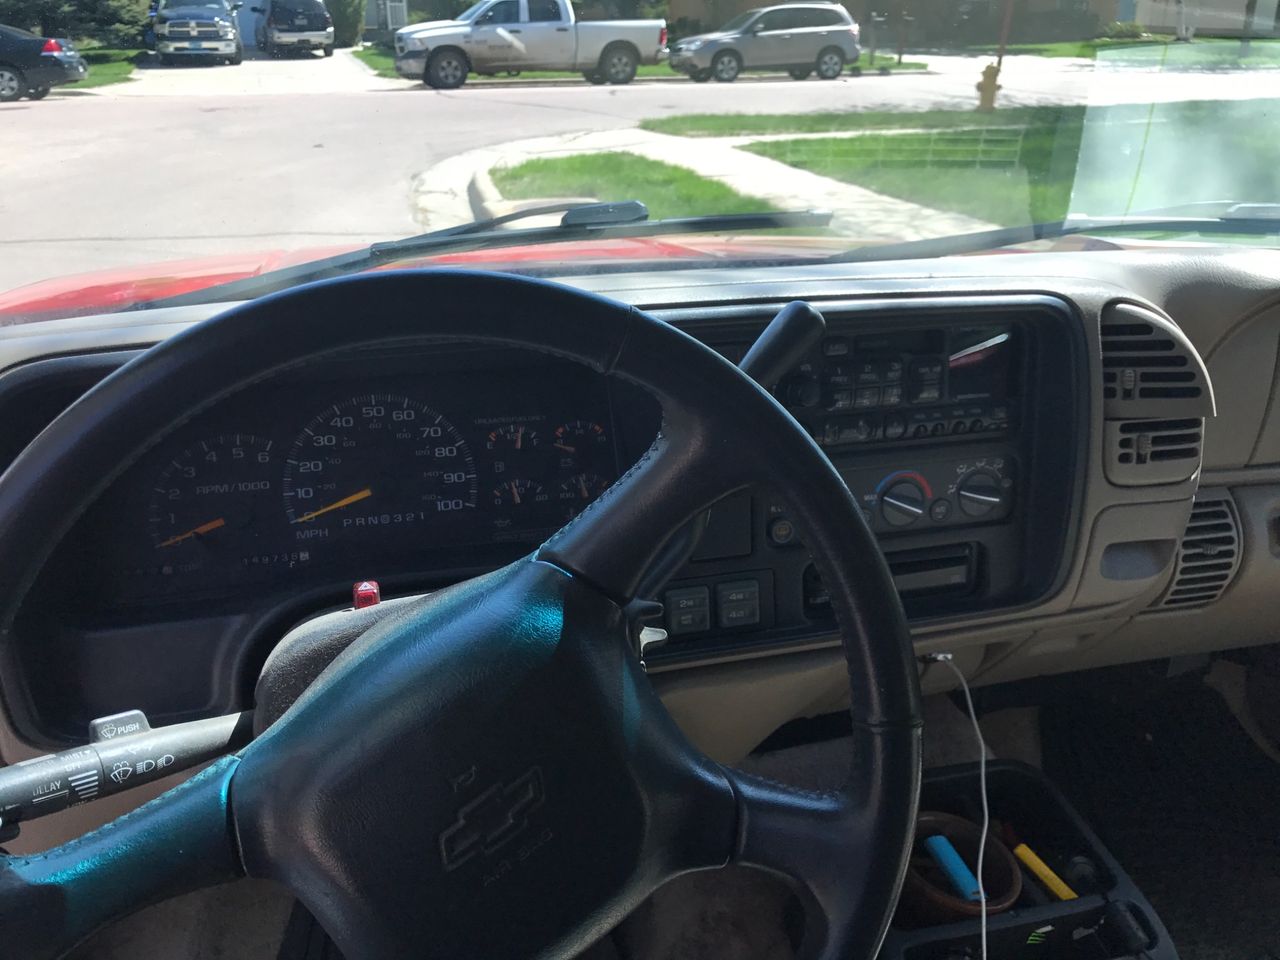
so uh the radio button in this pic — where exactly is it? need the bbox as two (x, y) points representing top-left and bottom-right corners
(854, 361), (881, 385)
(884, 415), (906, 440)
(883, 359), (904, 382)
(881, 383), (903, 407)
(854, 387), (880, 409)
(822, 337), (850, 357)
(909, 381), (941, 404)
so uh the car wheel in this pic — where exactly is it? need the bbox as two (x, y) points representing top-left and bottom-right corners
(816, 46), (844, 79)
(0, 65), (26, 102)
(711, 50), (740, 82)
(27, 83), (51, 100)
(600, 44), (637, 84)
(788, 67), (811, 80)
(228, 46), (243, 65)
(582, 70), (606, 84)
(425, 48), (467, 89)
(323, 44), (334, 57)
(690, 68), (711, 82)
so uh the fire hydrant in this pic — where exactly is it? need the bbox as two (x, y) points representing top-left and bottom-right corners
(976, 62), (1001, 112)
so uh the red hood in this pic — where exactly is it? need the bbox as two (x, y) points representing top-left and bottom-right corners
(0, 235), (846, 326)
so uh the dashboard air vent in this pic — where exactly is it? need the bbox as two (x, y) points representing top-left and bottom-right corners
(1099, 302), (1214, 486)
(1156, 492), (1242, 609)
(1099, 303), (1213, 422)
(1104, 418), (1203, 486)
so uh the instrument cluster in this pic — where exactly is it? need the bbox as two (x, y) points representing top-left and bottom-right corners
(72, 346), (647, 608)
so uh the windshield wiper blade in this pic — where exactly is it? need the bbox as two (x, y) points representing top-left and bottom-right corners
(828, 212), (1280, 264)
(138, 203), (831, 311)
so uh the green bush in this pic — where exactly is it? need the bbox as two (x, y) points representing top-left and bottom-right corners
(328, 0), (367, 45)
(0, 0), (148, 43)
(1102, 20), (1145, 39)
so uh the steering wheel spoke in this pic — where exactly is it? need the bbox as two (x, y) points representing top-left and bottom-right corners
(727, 722), (922, 960)
(0, 756), (242, 960)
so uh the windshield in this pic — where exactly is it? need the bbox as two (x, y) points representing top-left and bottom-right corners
(455, 1), (489, 21)
(4, 0), (1280, 319)
(158, 0), (228, 9)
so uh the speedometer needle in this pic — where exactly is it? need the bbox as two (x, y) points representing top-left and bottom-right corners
(156, 517), (226, 548)
(291, 487), (373, 524)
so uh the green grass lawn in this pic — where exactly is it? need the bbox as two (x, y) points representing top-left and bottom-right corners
(858, 53), (927, 71)
(491, 151), (777, 220)
(643, 105), (1059, 137)
(354, 45), (669, 81)
(953, 35), (1280, 66)
(68, 48), (144, 88)
(738, 99), (1280, 227)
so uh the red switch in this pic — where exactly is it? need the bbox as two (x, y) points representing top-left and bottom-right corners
(353, 580), (381, 609)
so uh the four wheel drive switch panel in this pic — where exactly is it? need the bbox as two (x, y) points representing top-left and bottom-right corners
(663, 578), (763, 637)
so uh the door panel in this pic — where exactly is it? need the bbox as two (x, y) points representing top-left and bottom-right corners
(466, 0), (519, 68)
(742, 9), (802, 67)
(519, 0), (574, 68)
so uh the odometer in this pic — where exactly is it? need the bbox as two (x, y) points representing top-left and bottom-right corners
(282, 394), (478, 541)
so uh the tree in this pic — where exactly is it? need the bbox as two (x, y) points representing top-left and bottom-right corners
(0, 0), (148, 41)
(328, 0), (367, 45)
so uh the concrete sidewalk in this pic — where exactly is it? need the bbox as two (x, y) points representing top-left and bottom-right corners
(414, 127), (999, 240)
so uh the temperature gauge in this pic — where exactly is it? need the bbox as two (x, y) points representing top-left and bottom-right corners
(559, 472), (610, 518)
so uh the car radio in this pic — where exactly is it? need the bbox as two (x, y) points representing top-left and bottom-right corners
(775, 324), (1018, 449)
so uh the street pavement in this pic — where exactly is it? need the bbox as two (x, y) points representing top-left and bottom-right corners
(0, 48), (1275, 293)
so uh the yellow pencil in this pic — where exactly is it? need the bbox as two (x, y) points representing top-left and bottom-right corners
(1013, 843), (1078, 901)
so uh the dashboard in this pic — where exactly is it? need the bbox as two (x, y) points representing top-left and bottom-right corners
(5, 247), (1280, 765)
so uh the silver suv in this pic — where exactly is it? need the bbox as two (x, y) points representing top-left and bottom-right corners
(669, 2), (860, 82)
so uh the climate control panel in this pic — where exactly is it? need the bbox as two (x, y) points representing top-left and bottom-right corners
(842, 455), (1017, 535)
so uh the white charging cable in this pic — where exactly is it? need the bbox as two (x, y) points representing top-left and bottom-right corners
(931, 653), (990, 960)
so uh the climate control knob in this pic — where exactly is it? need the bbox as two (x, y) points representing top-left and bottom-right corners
(780, 374), (821, 409)
(957, 471), (1007, 518)
(881, 480), (926, 527)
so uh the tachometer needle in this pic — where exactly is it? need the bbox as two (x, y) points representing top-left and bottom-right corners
(508, 481), (522, 505)
(291, 487), (373, 524)
(156, 517), (226, 548)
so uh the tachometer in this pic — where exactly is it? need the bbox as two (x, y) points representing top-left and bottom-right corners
(147, 434), (276, 565)
(281, 394), (477, 541)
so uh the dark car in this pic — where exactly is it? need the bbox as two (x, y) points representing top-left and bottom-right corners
(152, 0), (245, 66)
(0, 25), (88, 102)
(251, 0), (335, 57)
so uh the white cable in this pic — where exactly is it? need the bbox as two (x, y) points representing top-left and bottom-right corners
(937, 655), (989, 960)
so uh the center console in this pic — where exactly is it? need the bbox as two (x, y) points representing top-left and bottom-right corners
(647, 295), (1086, 667)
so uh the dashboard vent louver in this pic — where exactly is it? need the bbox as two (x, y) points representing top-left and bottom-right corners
(1105, 418), (1203, 486)
(1156, 492), (1242, 609)
(1100, 302), (1214, 486)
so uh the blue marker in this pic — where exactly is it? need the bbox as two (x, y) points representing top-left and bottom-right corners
(923, 834), (983, 902)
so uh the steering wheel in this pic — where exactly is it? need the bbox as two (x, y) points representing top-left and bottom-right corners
(0, 272), (921, 960)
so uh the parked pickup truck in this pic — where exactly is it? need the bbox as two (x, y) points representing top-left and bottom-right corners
(394, 0), (667, 88)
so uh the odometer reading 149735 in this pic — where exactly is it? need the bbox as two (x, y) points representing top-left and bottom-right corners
(281, 394), (478, 541)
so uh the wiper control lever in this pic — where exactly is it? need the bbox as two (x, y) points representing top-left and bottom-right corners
(0, 709), (253, 839)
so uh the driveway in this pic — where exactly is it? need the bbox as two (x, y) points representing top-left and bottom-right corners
(96, 47), (403, 97)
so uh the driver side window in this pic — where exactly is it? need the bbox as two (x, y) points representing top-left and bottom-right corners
(478, 0), (518, 24)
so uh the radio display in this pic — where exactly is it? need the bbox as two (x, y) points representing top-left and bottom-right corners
(947, 326), (1015, 402)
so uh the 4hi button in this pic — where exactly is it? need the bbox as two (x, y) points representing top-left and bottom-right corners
(716, 580), (761, 629)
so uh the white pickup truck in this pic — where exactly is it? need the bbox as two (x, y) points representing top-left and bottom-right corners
(394, 0), (667, 88)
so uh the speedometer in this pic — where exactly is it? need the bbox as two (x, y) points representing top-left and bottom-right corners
(281, 394), (478, 541)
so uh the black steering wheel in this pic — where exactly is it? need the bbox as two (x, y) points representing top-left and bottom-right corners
(0, 272), (921, 960)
